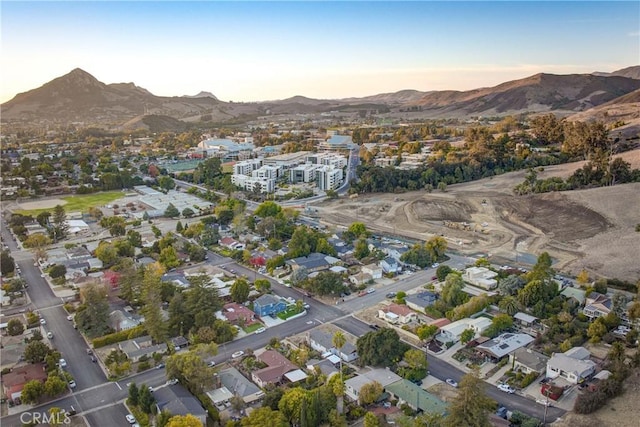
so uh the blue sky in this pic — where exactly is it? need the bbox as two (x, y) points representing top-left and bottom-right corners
(1, 1), (638, 103)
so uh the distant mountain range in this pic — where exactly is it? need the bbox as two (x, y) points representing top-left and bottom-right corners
(2, 66), (639, 131)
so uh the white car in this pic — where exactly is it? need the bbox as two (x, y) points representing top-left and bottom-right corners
(445, 378), (458, 388)
(254, 327), (266, 334)
(125, 414), (137, 424)
(67, 315), (74, 321)
(367, 288), (375, 294)
(40, 318), (47, 325)
(47, 331), (54, 339)
(497, 384), (515, 394)
(68, 380), (76, 389)
(59, 358), (67, 368)
(167, 378), (179, 385)
(231, 350), (245, 359)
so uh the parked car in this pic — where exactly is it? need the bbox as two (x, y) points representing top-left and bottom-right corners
(156, 363), (165, 369)
(497, 384), (515, 394)
(47, 332), (54, 339)
(66, 315), (74, 321)
(231, 350), (245, 359)
(207, 361), (216, 367)
(367, 287), (375, 294)
(167, 379), (179, 385)
(68, 380), (76, 389)
(59, 359), (67, 368)
(40, 318), (47, 325)
(126, 414), (137, 424)
(445, 378), (458, 388)
(254, 327), (266, 334)
(385, 292), (397, 299)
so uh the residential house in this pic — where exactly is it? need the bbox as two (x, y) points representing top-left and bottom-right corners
(308, 329), (358, 362)
(362, 264), (382, 280)
(510, 348), (550, 375)
(222, 302), (257, 326)
(378, 304), (418, 325)
(154, 384), (207, 425)
(513, 312), (539, 327)
(119, 336), (167, 363)
(583, 292), (612, 320)
(0, 334), (27, 371)
(349, 272), (372, 286)
(251, 350), (307, 388)
(463, 267), (498, 290)
(171, 336), (189, 351)
(380, 257), (399, 274)
(109, 309), (142, 332)
(560, 287), (586, 306)
(405, 291), (438, 312)
(219, 237), (245, 251)
(547, 347), (596, 384)
(345, 368), (403, 402)
(306, 359), (339, 378)
(379, 243), (409, 262)
(385, 380), (448, 414)
(253, 294), (287, 317)
(437, 317), (492, 344)
(161, 271), (190, 288)
(286, 252), (338, 273)
(217, 367), (264, 404)
(1, 363), (48, 403)
(475, 333), (535, 362)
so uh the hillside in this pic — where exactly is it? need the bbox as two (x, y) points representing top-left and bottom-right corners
(2, 66), (640, 128)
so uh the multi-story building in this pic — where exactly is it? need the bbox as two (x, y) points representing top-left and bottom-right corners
(252, 165), (280, 180)
(316, 165), (343, 191)
(231, 174), (275, 193)
(233, 159), (263, 176)
(290, 164), (319, 183)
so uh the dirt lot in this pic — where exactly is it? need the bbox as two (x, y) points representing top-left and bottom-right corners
(318, 149), (640, 281)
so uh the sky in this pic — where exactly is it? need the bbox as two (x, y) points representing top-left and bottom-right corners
(1, 1), (639, 103)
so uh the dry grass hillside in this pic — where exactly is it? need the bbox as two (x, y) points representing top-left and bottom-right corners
(318, 149), (640, 281)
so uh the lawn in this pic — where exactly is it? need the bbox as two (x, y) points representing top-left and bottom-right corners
(277, 305), (303, 320)
(15, 191), (125, 216)
(243, 323), (263, 334)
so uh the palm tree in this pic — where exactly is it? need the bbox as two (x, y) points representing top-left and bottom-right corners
(332, 331), (346, 414)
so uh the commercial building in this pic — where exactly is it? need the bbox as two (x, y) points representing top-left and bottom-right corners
(316, 165), (343, 191)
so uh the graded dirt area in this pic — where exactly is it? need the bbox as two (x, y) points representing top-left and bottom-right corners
(318, 149), (640, 281)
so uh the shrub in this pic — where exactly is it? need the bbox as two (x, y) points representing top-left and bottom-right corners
(92, 325), (146, 348)
(137, 361), (150, 372)
(520, 372), (539, 388)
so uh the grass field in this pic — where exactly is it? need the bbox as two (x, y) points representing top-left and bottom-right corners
(15, 191), (124, 216)
(277, 305), (303, 320)
(243, 323), (263, 333)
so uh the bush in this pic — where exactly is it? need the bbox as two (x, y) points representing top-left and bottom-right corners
(92, 325), (146, 348)
(521, 372), (539, 388)
(137, 361), (151, 372)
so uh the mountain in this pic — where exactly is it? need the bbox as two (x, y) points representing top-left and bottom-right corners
(2, 66), (640, 128)
(592, 65), (640, 80)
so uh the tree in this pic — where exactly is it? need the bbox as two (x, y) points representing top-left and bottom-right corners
(51, 204), (68, 242)
(254, 278), (271, 293)
(354, 238), (371, 260)
(166, 414), (204, 427)
(460, 328), (475, 345)
(527, 252), (554, 283)
(166, 351), (215, 394)
(24, 340), (50, 363)
(138, 384), (156, 413)
(128, 382), (140, 406)
(141, 265), (168, 343)
(44, 374), (68, 397)
(359, 381), (383, 406)
(417, 324), (438, 342)
(357, 328), (409, 367)
(576, 270), (590, 286)
(343, 222), (370, 244)
(441, 273), (465, 306)
(443, 368), (493, 427)
(404, 348), (428, 372)
(49, 264), (67, 279)
(0, 250), (15, 275)
(242, 407), (288, 427)
(498, 295), (520, 316)
(95, 242), (119, 266)
(182, 207), (195, 218)
(158, 175), (176, 191)
(159, 246), (180, 270)
(304, 271), (346, 296)
(230, 278), (250, 303)
(255, 201), (282, 218)
(498, 275), (526, 296)
(364, 412), (381, 427)
(278, 387), (308, 426)
(425, 236), (447, 261)
(291, 266), (309, 286)
(23, 232), (52, 250)
(587, 318), (607, 343)
(7, 318), (24, 336)
(435, 265), (452, 282)
(21, 380), (44, 404)
(164, 203), (180, 218)
(332, 330), (346, 411)
(75, 283), (111, 338)
(127, 229), (143, 247)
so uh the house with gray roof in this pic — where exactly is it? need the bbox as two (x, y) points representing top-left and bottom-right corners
(308, 329), (358, 362)
(476, 333), (535, 361)
(154, 384), (206, 425)
(286, 252), (339, 273)
(547, 347), (596, 384)
(217, 367), (264, 403)
(118, 335), (167, 363)
(405, 291), (438, 312)
(510, 348), (549, 375)
(345, 368), (403, 402)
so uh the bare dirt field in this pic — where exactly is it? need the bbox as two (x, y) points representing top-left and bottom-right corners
(318, 149), (640, 281)
(17, 198), (67, 210)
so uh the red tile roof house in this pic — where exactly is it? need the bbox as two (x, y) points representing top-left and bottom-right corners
(251, 350), (303, 388)
(378, 303), (418, 325)
(2, 363), (48, 403)
(222, 303), (258, 327)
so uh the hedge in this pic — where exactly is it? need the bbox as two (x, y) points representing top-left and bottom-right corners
(92, 325), (147, 348)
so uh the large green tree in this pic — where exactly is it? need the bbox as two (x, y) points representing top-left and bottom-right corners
(75, 283), (111, 338)
(24, 340), (50, 363)
(230, 278), (250, 303)
(356, 328), (409, 367)
(443, 369), (493, 427)
(51, 204), (68, 242)
(0, 250), (15, 275)
(141, 264), (168, 342)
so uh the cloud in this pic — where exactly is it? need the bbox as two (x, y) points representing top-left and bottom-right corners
(628, 31), (640, 37)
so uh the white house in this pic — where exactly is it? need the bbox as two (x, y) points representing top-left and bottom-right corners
(362, 264), (382, 280)
(463, 267), (498, 290)
(380, 257), (399, 274)
(378, 304), (417, 325)
(437, 317), (492, 344)
(345, 368), (402, 402)
(547, 347), (596, 384)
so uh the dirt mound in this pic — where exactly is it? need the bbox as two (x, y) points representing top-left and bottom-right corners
(495, 192), (611, 242)
(410, 199), (476, 222)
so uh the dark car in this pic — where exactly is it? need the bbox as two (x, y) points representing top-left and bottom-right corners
(386, 292), (397, 299)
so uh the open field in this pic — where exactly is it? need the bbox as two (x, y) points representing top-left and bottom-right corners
(318, 149), (640, 281)
(14, 191), (125, 216)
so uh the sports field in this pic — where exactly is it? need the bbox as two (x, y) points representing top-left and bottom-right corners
(15, 191), (124, 216)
